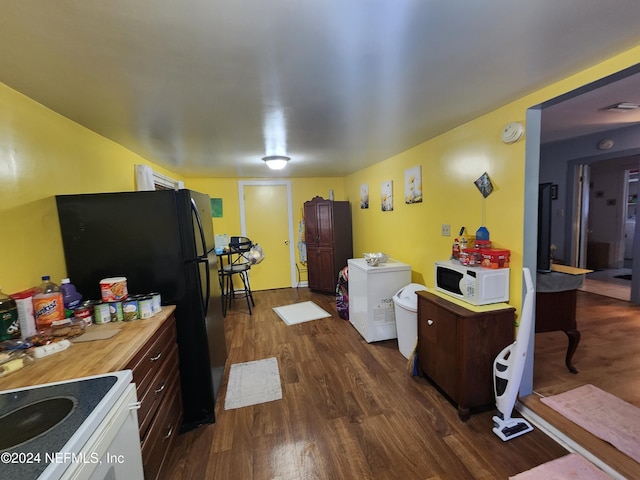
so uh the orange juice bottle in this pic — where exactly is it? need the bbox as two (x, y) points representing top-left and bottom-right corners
(32, 275), (65, 328)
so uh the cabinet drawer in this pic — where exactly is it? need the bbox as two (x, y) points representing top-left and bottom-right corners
(142, 373), (183, 480)
(127, 316), (176, 401)
(137, 342), (180, 439)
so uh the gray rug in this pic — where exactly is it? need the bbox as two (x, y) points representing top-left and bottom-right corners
(224, 357), (282, 410)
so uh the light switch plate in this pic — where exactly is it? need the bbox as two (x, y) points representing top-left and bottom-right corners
(441, 224), (450, 236)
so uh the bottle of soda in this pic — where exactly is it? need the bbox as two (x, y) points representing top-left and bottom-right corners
(60, 278), (83, 317)
(33, 276), (65, 329)
(0, 286), (20, 341)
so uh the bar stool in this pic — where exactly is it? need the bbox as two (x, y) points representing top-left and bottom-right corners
(220, 236), (255, 315)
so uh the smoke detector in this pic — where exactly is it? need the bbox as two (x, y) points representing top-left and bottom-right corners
(600, 102), (640, 113)
(501, 122), (524, 144)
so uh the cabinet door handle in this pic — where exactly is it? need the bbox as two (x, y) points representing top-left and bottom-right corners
(427, 319), (434, 326)
(154, 382), (166, 395)
(150, 352), (162, 362)
(163, 425), (174, 441)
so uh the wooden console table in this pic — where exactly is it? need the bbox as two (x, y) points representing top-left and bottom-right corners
(535, 264), (591, 374)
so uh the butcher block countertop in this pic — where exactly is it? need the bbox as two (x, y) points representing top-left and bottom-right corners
(0, 305), (176, 392)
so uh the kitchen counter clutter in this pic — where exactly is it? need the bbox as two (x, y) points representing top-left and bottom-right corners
(0, 305), (181, 480)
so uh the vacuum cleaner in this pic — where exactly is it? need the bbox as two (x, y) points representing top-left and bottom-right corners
(492, 267), (535, 441)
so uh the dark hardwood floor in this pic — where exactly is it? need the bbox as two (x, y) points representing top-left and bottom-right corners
(521, 290), (640, 479)
(164, 287), (568, 480)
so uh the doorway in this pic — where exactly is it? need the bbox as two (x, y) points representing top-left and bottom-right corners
(238, 180), (296, 291)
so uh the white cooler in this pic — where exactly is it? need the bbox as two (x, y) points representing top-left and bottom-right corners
(347, 258), (411, 343)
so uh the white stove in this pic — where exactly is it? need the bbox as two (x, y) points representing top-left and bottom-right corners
(0, 370), (144, 480)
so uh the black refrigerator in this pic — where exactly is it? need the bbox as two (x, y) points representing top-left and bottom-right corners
(56, 189), (227, 432)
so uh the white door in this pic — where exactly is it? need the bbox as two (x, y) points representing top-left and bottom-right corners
(239, 181), (296, 291)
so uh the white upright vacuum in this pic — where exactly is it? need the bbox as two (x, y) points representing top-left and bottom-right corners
(492, 267), (535, 441)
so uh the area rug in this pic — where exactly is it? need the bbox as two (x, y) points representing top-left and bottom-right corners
(509, 453), (612, 479)
(614, 274), (632, 280)
(224, 357), (282, 410)
(273, 301), (331, 325)
(540, 384), (640, 463)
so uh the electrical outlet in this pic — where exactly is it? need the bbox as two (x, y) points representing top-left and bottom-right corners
(441, 224), (450, 236)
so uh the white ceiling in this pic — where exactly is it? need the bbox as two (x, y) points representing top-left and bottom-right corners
(2, 1), (640, 178)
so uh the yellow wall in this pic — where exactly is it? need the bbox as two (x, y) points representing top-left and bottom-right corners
(345, 45), (640, 320)
(2, 42), (640, 315)
(185, 177), (346, 265)
(0, 83), (183, 292)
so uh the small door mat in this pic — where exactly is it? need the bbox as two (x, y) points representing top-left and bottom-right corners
(509, 453), (612, 479)
(541, 384), (640, 464)
(273, 301), (331, 325)
(224, 357), (282, 410)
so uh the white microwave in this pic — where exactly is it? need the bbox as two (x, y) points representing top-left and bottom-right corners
(434, 259), (509, 305)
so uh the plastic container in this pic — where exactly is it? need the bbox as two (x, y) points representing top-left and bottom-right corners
(0, 287), (19, 341)
(393, 283), (427, 359)
(100, 277), (128, 302)
(32, 276), (65, 329)
(49, 317), (86, 339)
(459, 248), (482, 266)
(476, 226), (490, 241)
(60, 278), (83, 315)
(480, 248), (511, 269)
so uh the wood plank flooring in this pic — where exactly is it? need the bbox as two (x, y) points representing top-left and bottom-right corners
(520, 290), (640, 479)
(164, 288), (568, 480)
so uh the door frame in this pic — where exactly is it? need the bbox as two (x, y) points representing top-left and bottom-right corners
(238, 180), (297, 288)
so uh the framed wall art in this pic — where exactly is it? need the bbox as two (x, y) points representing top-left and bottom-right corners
(381, 180), (393, 211)
(404, 165), (423, 204)
(360, 183), (369, 209)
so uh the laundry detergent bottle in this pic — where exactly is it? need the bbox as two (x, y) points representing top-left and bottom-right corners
(60, 278), (83, 316)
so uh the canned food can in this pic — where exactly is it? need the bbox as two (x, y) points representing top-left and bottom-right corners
(93, 303), (111, 324)
(137, 296), (153, 319)
(122, 298), (139, 321)
(108, 301), (124, 322)
(150, 292), (161, 314)
(73, 305), (93, 328)
(100, 277), (128, 302)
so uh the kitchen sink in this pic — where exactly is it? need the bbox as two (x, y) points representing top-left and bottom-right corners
(0, 396), (76, 450)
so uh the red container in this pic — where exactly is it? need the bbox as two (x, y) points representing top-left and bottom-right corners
(480, 249), (511, 269)
(459, 248), (482, 266)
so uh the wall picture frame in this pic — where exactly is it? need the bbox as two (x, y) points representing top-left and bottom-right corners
(381, 180), (393, 211)
(405, 165), (423, 204)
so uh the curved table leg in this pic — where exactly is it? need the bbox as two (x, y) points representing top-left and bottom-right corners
(564, 329), (581, 374)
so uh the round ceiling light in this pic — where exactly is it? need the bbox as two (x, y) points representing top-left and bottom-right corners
(262, 155), (290, 170)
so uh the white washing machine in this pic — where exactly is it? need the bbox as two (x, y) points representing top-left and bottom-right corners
(347, 258), (411, 343)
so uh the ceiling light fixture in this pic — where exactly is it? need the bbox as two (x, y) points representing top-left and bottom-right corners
(601, 102), (640, 113)
(262, 155), (290, 170)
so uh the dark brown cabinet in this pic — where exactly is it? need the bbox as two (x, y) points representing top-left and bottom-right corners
(127, 313), (183, 480)
(416, 291), (514, 421)
(304, 196), (353, 293)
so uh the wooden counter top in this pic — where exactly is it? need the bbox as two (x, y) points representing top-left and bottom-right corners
(0, 305), (175, 392)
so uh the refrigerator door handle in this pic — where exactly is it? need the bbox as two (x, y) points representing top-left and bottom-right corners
(191, 198), (211, 313)
(191, 198), (208, 258)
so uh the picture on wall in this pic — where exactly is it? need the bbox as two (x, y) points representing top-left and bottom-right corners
(404, 165), (423, 204)
(381, 180), (393, 211)
(474, 172), (494, 198)
(210, 198), (223, 217)
(360, 184), (369, 209)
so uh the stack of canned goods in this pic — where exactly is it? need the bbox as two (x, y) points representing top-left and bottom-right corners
(72, 277), (162, 326)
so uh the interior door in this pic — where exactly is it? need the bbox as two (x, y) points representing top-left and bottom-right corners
(240, 182), (295, 290)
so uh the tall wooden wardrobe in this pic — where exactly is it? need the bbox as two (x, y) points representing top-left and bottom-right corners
(304, 196), (353, 293)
